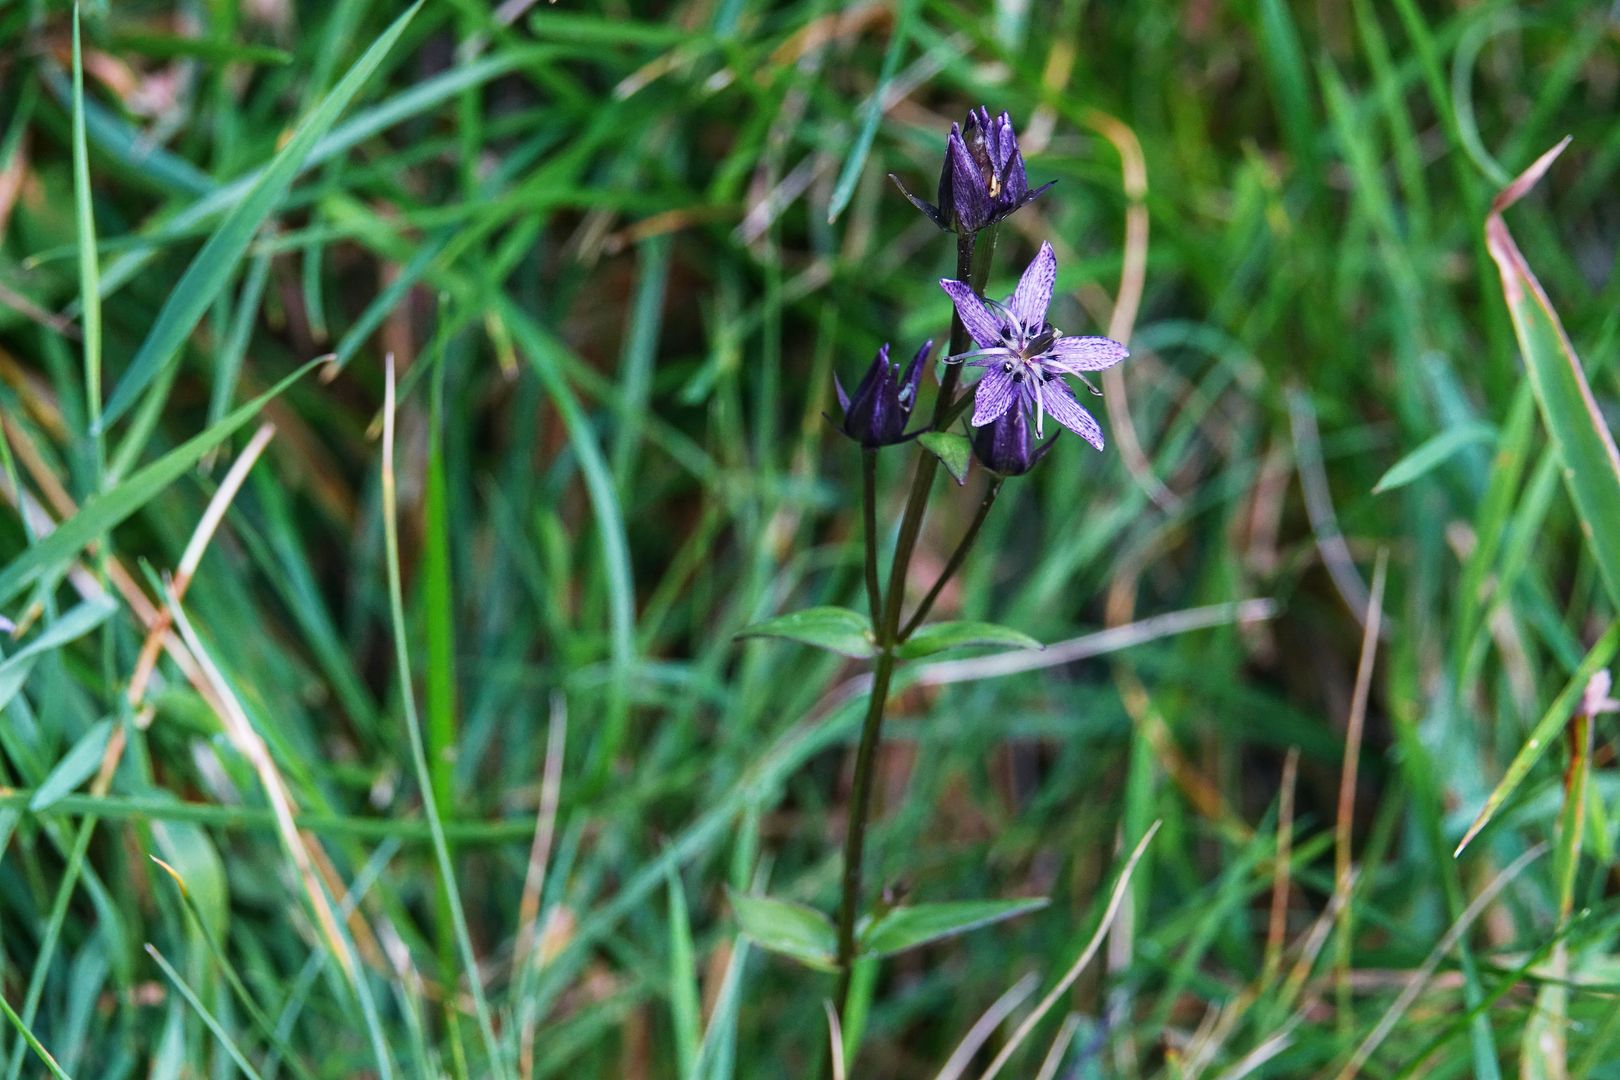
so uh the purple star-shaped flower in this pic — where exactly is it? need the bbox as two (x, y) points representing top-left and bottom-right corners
(939, 242), (1128, 450)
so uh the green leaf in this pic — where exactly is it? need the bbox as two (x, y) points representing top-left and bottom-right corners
(735, 606), (876, 659)
(665, 865), (701, 1079)
(919, 431), (971, 485)
(895, 620), (1041, 660)
(0, 599), (116, 681)
(1485, 139), (1620, 610)
(96, 1), (421, 432)
(728, 891), (837, 971)
(825, 0), (920, 223)
(859, 897), (1048, 958)
(0, 359), (324, 605)
(1372, 421), (1497, 493)
(30, 718), (114, 812)
(105, 33), (293, 66)
(1455, 623), (1620, 856)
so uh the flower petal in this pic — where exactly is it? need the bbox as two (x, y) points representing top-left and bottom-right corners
(1046, 334), (1128, 372)
(1040, 377), (1105, 450)
(971, 363), (1019, 427)
(1009, 242), (1057, 331)
(898, 339), (932, 408)
(1002, 153), (1028, 205)
(945, 123), (991, 232)
(940, 280), (1006, 350)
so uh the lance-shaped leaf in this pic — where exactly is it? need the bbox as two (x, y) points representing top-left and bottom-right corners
(30, 718), (114, 812)
(735, 606), (876, 659)
(728, 891), (838, 971)
(859, 897), (1048, 959)
(1484, 138), (1620, 609)
(896, 620), (1041, 660)
(918, 431), (971, 485)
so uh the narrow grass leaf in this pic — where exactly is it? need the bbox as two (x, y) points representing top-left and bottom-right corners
(378, 357), (506, 1078)
(29, 719), (113, 812)
(1455, 623), (1620, 856)
(665, 865), (702, 1080)
(96, 2), (421, 431)
(1485, 137), (1620, 609)
(144, 945), (266, 1080)
(0, 993), (71, 1080)
(1372, 421), (1497, 493)
(0, 599), (115, 680)
(826, 0), (920, 223)
(70, 8), (102, 455)
(105, 33), (293, 66)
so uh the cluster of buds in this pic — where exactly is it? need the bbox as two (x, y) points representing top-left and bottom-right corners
(889, 107), (1054, 235)
(834, 107), (1127, 477)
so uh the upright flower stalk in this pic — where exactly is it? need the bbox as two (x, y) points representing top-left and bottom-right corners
(829, 110), (1129, 1025)
(833, 225), (998, 1015)
(741, 106), (1130, 1049)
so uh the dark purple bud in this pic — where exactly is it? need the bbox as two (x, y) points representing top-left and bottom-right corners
(971, 404), (1058, 476)
(890, 107), (1053, 235)
(834, 340), (932, 447)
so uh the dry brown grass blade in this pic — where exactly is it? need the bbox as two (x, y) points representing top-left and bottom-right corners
(825, 1000), (847, 1080)
(517, 691), (569, 1078)
(128, 423), (276, 708)
(935, 972), (1039, 1080)
(166, 592), (359, 985)
(1082, 107), (1177, 513)
(978, 821), (1162, 1080)
(1264, 747), (1300, 980)
(1334, 844), (1547, 1079)
(1333, 549), (1388, 1023)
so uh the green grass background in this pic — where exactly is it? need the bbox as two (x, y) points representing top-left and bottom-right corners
(2, 0), (1619, 1075)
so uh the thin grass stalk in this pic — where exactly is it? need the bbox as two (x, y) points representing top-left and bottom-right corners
(380, 355), (508, 1078)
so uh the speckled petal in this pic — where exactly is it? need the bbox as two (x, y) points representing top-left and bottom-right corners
(940, 279), (1007, 350)
(1040, 377), (1105, 450)
(1009, 242), (1057, 331)
(970, 363), (1019, 427)
(1046, 334), (1128, 373)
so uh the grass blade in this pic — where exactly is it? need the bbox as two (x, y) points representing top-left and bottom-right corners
(70, 7), (102, 475)
(826, 0), (920, 223)
(1484, 137), (1620, 609)
(144, 944), (267, 1080)
(379, 356), (508, 1078)
(1455, 623), (1620, 856)
(0, 359), (325, 605)
(95, 2), (422, 432)
(0, 994), (72, 1080)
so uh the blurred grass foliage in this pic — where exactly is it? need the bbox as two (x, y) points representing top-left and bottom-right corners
(0, 0), (1618, 1076)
